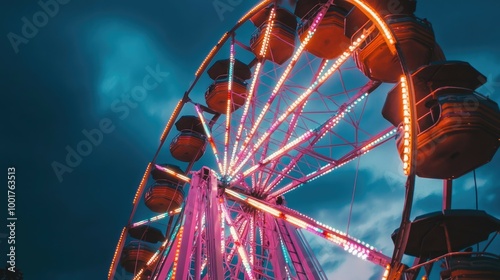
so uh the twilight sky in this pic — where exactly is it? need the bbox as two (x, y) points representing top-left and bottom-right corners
(1, 1), (500, 279)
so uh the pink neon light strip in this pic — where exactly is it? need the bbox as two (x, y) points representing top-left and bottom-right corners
(262, 92), (371, 192)
(249, 216), (255, 266)
(229, 7), (276, 175)
(237, 88), (371, 187)
(223, 41), (236, 176)
(225, 188), (391, 267)
(224, 219), (249, 264)
(270, 127), (396, 198)
(219, 200), (225, 255)
(232, 6), (329, 174)
(242, 93), (368, 180)
(231, 28), (372, 178)
(154, 164), (191, 184)
(195, 105), (224, 173)
(229, 62), (261, 175)
(221, 202), (255, 280)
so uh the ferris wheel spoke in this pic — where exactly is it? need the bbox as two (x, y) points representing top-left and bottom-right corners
(248, 214), (256, 266)
(195, 104), (224, 173)
(232, 3), (332, 174)
(265, 81), (380, 192)
(230, 26), (374, 178)
(221, 197), (254, 276)
(260, 58), (330, 189)
(254, 95), (283, 192)
(229, 6), (276, 177)
(222, 219), (249, 277)
(233, 81), (376, 190)
(225, 188), (391, 267)
(270, 127), (397, 198)
(230, 61), (263, 175)
(221, 202), (256, 280)
(229, 3), (278, 176)
(263, 81), (380, 192)
(222, 38), (236, 176)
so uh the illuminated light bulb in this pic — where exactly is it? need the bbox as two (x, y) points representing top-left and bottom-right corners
(232, 61), (262, 162)
(381, 264), (391, 280)
(223, 42), (236, 176)
(400, 75), (412, 175)
(222, 206), (255, 279)
(195, 105), (224, 172)
(237, 0), (271, 24)
(133, 163), (152, 204)
(108, 227), (126, 279)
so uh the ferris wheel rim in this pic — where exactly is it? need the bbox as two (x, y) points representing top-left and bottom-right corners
(108, 1), (426, 279)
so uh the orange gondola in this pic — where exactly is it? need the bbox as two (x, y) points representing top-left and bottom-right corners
(120, 241), (156, 273)
(344, 0), (416, 39)
(297, 4), (350, 59)
(170, 116), (207, 162)
(144, 182), (184, 213)
(250, 7), (297, 65)
(205, 77), (248, 114)
(383, 61), (500, 179)
(354, 15), (436, 83)
(129, 225), (165, 243)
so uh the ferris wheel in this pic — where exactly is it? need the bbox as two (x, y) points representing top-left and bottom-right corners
(108, 0), (500, 279)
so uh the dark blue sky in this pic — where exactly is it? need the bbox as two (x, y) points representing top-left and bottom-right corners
(1, 1), (500, 279)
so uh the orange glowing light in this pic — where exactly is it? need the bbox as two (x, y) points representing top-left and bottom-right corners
(400, 75), (411, 175)
(133, 163), (152, 205)
(108, 227), (126, 280)
(349, 0), (396, 54)
(160, 100), (183, 142)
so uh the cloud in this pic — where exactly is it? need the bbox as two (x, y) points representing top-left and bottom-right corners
(303, 231), (382, 279)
